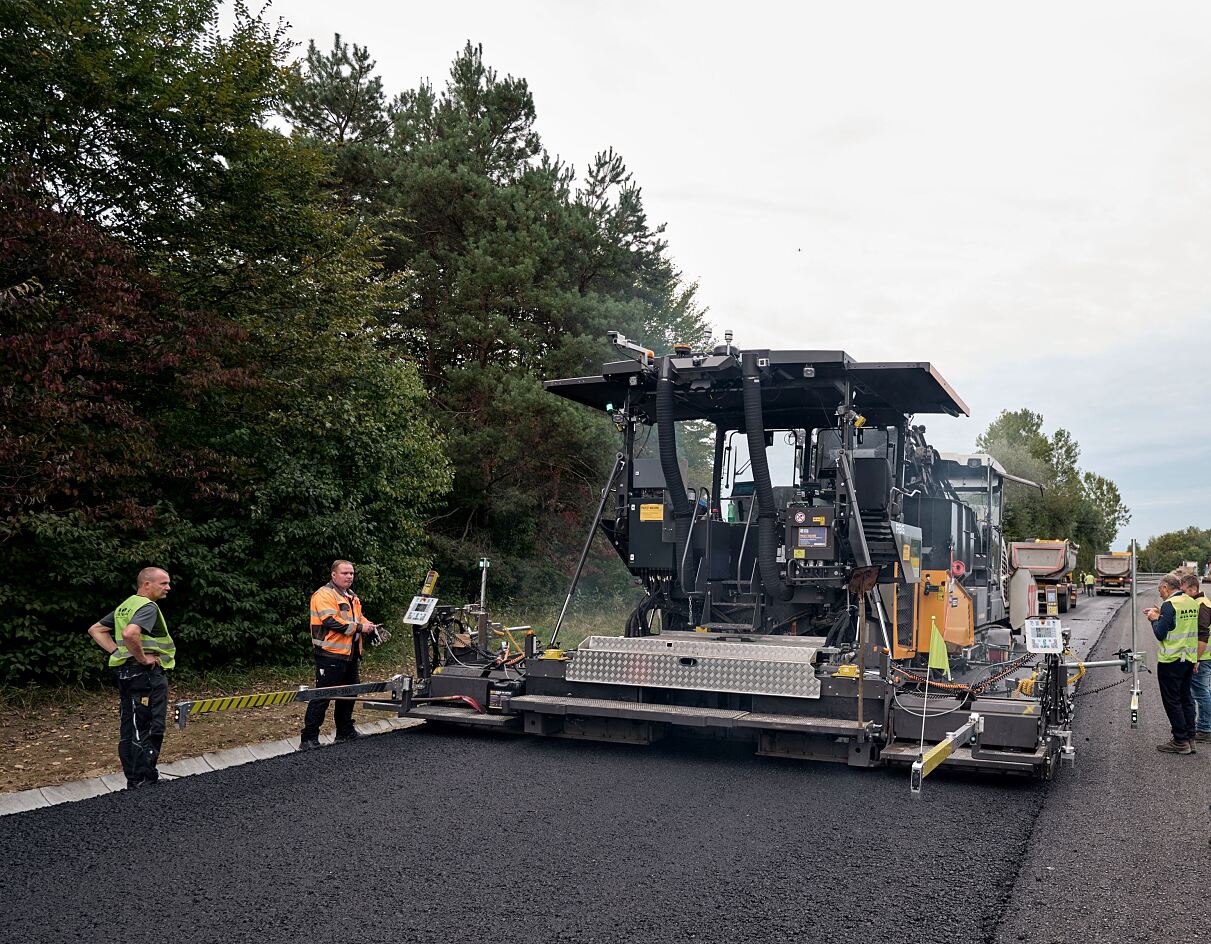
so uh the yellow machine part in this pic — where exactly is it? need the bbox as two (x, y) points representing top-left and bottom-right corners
(885, 579), (912, 661)
(914, 569), (974, 654)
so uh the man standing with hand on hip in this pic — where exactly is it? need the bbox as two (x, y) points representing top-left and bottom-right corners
(299, 559), (382, 750)
(87, 567), (176, 788)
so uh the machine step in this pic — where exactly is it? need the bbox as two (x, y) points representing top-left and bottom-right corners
(507, 695), (870, 737)
(409, 705), (522, 729)
(880, 740), (1049, 772)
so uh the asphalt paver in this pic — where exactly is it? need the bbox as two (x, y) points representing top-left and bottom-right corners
(2, 596), (1142, 944)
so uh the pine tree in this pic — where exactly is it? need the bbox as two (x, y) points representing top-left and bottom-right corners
(288, 40), (707, 595)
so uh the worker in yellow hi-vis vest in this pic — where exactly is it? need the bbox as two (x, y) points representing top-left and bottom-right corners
(1144, 573), (1199, 753)
(86, 567), (175, 788)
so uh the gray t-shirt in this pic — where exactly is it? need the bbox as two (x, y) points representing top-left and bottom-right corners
(99, 603), (159, 633)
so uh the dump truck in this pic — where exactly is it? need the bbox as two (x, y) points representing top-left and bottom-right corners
(1009, 539), (1079, 614)
(1094, 552), (1132, 595)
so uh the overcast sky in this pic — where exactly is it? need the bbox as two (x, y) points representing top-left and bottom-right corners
(259, 1), (1211, 548)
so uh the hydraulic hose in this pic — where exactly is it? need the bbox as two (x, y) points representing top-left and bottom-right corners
(657, 355), (693, 594)
(742, 353), (793, 600)
(711, 426), (725, 515)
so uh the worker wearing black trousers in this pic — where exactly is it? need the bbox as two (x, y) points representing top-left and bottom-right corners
(300, 652), (361, 747)
(300, 560), (380, 749)
(1145, 573), (1199, 754)
(87, 567), (176, 787)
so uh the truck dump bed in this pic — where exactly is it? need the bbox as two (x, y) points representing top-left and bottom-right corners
(1095, 555), (1131, 578)
(1009, 542), (1077, 580)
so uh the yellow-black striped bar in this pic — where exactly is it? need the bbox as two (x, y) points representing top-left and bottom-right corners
(909, 712), (981, 798)
(173, 676), (410, 731)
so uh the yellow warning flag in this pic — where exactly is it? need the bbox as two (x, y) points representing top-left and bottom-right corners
(928, 617), (951, 680)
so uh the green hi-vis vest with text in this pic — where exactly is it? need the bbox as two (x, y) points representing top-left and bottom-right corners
(108, 595), (176, 670)
(1157, 593), (1198, 664)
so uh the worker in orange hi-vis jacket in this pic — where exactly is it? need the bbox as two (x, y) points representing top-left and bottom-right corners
(299, 559), (383, 750)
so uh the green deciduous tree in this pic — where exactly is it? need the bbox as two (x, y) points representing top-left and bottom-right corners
(1138, 528), (1211, 575)
(976, 409), (1130, 570)
(0, 0), (449, 681)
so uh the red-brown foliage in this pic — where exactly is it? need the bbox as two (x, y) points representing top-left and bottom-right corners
(0, 172), (255, 525)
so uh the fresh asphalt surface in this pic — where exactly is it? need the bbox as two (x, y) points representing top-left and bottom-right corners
(3, 588), (1204, 944)
(995, 581), (1211, 944)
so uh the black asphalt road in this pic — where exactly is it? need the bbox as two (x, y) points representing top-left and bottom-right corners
(6, 594), (1195, 944)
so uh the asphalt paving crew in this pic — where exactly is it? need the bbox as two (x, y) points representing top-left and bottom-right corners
(1144, 573), (1199, 754)
(299, 559), (385, 750)
(85, 567), (175, 788)
(1178, 573), (1211, 742)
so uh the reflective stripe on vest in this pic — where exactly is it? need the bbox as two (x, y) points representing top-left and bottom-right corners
(309, 583), (363, 660)
(108, 595), (175, 670)
(1158, 593), (1199, 664)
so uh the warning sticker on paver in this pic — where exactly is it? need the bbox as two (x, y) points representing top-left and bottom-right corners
(639, 503), (663, 521)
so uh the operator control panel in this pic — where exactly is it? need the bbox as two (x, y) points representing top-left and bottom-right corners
(785, 504), (835, 564)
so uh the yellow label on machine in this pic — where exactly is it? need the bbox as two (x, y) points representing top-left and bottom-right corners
(793, 549), (806, 559)
(639, 503), (664, 521)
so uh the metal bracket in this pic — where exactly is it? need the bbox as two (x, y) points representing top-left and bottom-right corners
(910, 712), (981, 797)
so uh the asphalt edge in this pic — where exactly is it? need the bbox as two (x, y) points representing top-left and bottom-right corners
(0, 715), (423, 817)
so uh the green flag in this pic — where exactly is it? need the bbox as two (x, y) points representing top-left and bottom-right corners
(928, 617), (951, 680)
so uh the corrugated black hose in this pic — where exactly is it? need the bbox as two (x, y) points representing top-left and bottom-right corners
(657, 355), (694, 595)
(742, 353), (794, 600)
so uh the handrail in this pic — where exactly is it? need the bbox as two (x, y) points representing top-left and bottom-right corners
(736, 495), (757, 588)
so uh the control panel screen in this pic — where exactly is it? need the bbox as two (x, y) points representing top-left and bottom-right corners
(796, 526), (829, 548)
(1023, 618), (1064, 653)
